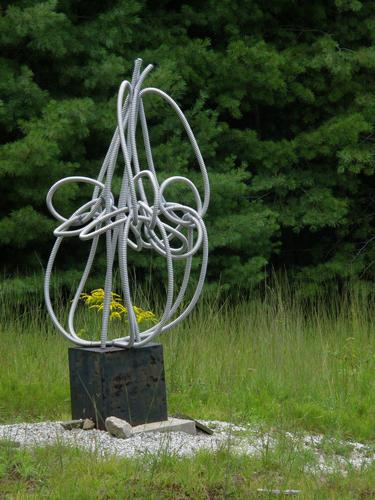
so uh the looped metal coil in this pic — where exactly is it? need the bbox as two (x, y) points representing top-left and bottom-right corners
(44, 58), (210, 348)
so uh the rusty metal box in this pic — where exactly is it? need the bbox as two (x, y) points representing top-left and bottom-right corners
(68, 344), (168, 429)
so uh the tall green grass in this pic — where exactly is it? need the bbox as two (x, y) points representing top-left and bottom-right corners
(0, 279), (374, 441)
(1, 442), (375, 498)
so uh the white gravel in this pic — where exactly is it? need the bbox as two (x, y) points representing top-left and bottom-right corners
(0, 420), (247, 459)
(0, 420), (374, 474)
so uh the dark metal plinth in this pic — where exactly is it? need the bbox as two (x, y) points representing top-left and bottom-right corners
(68, 343), (168, 429)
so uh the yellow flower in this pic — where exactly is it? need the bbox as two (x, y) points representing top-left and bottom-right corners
(79, 288), (156, 324)
(110, 311), (122, 321)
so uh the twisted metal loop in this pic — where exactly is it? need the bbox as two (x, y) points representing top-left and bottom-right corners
(44, 58), (210, 348)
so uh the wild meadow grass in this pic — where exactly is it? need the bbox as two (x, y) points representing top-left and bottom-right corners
(0, 278), (374, 497)
(0, 279), (373, 440)
(0, 441), (375, 498)
(165, 282), (375, 442)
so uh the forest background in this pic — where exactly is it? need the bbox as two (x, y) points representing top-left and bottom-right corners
(1, 0), (374, 297)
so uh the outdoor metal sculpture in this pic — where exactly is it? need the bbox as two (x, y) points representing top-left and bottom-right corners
(44, 58), (210, 349)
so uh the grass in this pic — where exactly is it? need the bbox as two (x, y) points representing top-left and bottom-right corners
(0, 279), (374, 440)
(0, 440), (374, 499)
(0, 278), (374, 496)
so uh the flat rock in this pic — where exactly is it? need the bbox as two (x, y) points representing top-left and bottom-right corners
(60, 419), (84, 430)
(105, 417), (133, 439)
(171, 413), (214, 435)
(133, 417), (196, 436)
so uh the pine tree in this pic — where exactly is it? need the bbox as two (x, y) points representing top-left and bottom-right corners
(0, 0), (374, 295)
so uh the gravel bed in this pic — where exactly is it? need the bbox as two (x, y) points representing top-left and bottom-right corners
(0, 420), (247, 459)
(0, 420), (374, 474)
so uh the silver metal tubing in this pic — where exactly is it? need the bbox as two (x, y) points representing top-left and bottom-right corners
(44, 59), (210, 348)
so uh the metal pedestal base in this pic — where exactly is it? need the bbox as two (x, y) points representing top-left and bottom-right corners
(68, 343), (167, 430)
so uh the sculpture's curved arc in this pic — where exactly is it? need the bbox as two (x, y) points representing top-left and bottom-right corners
(44, 59), (210, 348)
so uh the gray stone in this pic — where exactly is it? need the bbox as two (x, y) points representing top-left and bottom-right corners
(171, 413), (214, 435)
(60, 419), (84, 430)
(105, 416), (133, 439)
(82, 418), (95, 430)
(133, 417), (196, 436)
(257, 489), (301, 496)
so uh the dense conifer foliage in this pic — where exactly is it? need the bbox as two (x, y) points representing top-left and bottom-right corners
(0, 0), (374, 292)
